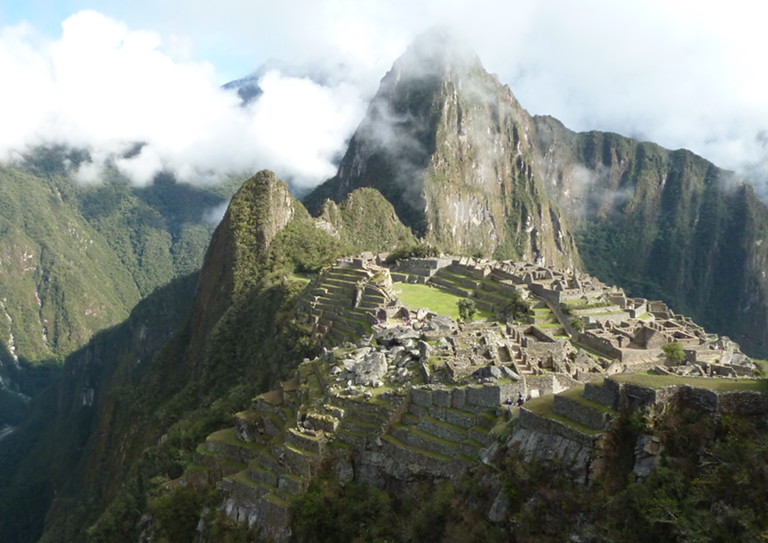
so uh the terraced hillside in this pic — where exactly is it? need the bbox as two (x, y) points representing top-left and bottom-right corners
(179, 255), (765, 540)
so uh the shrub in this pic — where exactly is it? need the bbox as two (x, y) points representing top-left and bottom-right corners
(662, 342), (686, 364)
(457, 299), (477, 321)
(385, 243), (440, 263)
(500, 291), (530, 323)
(571, 318), (585, 332)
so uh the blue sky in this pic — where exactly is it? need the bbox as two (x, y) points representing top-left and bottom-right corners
(3, 1), (768, 193)
(0, 0), (259, 81)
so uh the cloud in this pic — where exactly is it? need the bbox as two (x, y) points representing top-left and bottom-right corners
(0, 10), (366, 188)
(5, 1), (768, 196)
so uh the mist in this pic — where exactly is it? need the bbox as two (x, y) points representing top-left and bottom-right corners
(0, 10), (366, 189)
(3, 2), (768, 196)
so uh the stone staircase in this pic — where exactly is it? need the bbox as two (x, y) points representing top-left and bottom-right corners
(531, 301), (564, 335)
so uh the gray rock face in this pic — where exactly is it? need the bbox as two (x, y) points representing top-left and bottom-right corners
(377, 326), (421, 345)
(426, 314), (456, 332)
(633, 434), (662, 479)
(508, 426), (593, 483)
(352, 351), (388, 386)
(472, 365), (502, 381)
(487, 489), (510, 523)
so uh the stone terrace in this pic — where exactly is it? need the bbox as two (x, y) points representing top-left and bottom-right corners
(188, 252), (763, 539)
(296, 257), (396, 345)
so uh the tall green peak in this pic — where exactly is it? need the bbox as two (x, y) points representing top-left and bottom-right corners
(189, 170), (297, 341)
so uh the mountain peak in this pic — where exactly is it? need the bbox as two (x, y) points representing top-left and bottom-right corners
(305, 31), (576, 267)
(390, 27), (482, 80)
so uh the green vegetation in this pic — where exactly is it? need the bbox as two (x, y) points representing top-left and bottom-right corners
(499, 290), (531, 323)
(662, 342), (687, 364)
(611, 373), (768, 392)
(270, 212), (346, 273)
(394, 283), (491, 321)
(292, 475), (505, 542)
(385, 242), (440, 263)
(324, 188), (417, 253)
(457, 298), (477, 321)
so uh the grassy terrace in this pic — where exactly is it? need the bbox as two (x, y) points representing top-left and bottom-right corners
(558, 385), (615, 414)
(522, 395), (604, 436)
(381, 434), (452, 462)
(289, 273), (312, 287)
(207, 427), (250, 447)
(394, 282), (493, 320)
(562, 296), (604, 306)
(611, 373), (768, 392)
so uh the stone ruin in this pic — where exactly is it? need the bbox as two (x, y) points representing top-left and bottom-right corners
(297, 254), (758, 384)
(184, 254), (763, 541)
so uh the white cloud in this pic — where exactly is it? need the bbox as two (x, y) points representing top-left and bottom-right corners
(0, 9), (366, 188)
(4, 1), (768, 194)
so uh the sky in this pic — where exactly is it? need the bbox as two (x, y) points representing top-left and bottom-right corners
(2, 0), (768, 194)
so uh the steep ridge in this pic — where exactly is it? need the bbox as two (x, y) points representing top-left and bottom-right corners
(306, 30), (579, 268)
(536, 117), (768, 356)
(21, 170), (411, 542)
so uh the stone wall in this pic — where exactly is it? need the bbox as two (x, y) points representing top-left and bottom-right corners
(413, 382), (521, 410)
(576, 333), (622, 360)
(516, 408), (596, 448)
(393, 257), (453, 278)
(718, 390), (768, 415)
(553, 395), (611, 430)
(583, 381), (620, 409)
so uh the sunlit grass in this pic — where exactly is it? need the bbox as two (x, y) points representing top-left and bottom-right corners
(393, 282), (492, 320)
(611, 373), (767, 392)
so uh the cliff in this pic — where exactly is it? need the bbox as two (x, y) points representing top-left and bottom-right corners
(536, 116), (768, 356)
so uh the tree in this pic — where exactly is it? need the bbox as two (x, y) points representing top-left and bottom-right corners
(501, 291), (531, 323)
(457, 299), (477, 321)
(662, 342), (686, 364)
